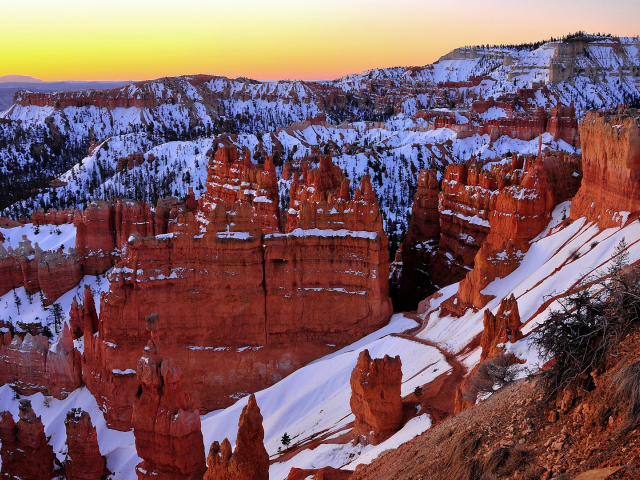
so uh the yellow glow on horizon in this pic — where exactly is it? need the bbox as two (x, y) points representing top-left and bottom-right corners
(1, 0), (639, 82)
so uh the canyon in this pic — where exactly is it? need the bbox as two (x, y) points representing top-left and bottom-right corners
(0, 33), (639, 480)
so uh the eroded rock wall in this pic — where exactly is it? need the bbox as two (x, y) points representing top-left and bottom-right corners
(571, 110), (640, 227)
(0, 400), (57, 479)
(79, 151), (391, 430)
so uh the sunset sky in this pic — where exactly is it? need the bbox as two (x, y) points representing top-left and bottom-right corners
(1, 0), (639, 82)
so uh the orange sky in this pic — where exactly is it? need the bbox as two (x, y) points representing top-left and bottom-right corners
(1, 0), (639, 82)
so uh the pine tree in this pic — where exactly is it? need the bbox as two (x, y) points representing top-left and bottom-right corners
(13, 289), (21, 315)
(51, 303), (64, 334)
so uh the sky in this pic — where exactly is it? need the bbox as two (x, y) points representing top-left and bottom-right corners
(1, 0), (639, 82)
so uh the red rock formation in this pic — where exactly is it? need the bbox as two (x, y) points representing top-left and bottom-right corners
(83, 153), (390, 429)
(0, 332), (48, 395)
(14, 82), (171, 109)
(547, 102), (580, 147)
(204, 394), (269, 480)
(0, 243), (29, 297)
(432, 163), (497, 288)
(199, 146), (281, 233)
(287, 467), (353, 480)
(0, 400), (57, 479)
(444, 152), (581, 314)
(394, 169), (441, 310)
(74, 201), (117, 275)
(45, 323), (83, 398)
(0, 324), (83, 399)
(350, 349), (403, 445)
(0, 235), (82, 304)
(114, 200), (157, 250)
(571, 110), (640, 228)
(132, 319), (206, 480)
(480, 294), (522, 361)
(32, 208), (77, 225)
(38, 246), (82, 304)
(453, 385), (474, 414)
(65, 408), (110, 480)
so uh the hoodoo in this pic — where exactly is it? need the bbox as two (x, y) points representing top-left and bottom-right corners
(0, 400), (57, 479)
(132, 315), (207, 479)
(350, 349), (403, 445)
(204, 394), (269, 480)
(64, 408), (110, 480)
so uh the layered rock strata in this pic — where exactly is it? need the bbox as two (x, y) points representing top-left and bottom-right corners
(350, 349), (403, 445)
(65, 408), (110, 480)
(570, 110), (640, 227)
(132, 321), (206, 480)
(0, 400), (57, 479)
(0, 236), (81, 302)
(442, 149), (581, 315)
(81, 152), (391, 429)
(204, 394), (269, 480)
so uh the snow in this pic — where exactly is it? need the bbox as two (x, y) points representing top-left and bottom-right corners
(343, 413), (433, 470)
(266, 228), (378, 240)
(1, 223), (76, 254)
(478, 107), (507, 121)
(0, 272), (111, 344)
(199, 314), (450, 479)
(419, 209), (640, 370)
(0, 385), (139, 479)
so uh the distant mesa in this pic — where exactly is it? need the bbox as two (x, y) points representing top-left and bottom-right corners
(0, 75), (43, 83)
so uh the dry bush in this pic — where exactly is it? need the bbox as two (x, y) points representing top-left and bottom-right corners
(612, 357), (640, 434)
(522, 464), (544, 480)
(469, 352), (521, 396)
(480, 447), (510, 475)
(499, 446), (530, 475)
(478, 446), (531, 478)
(531, 239), (640, 394)
(441, 433), (483, 480)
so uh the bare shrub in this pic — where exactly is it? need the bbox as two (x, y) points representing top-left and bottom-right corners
(469, 352), (521, 396)
(531, 239), (640, 393)
(611, 357), (640, 434)
(441, 433), (483, 480)
(522, 464), (544, 480)
(500, 446), (530, 475)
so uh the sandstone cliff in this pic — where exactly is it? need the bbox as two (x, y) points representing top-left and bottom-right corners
(80, 150), (391, 430)
(571, 110), (640, 227)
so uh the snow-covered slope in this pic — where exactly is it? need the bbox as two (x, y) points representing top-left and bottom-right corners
(6, 204), (640, 479)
